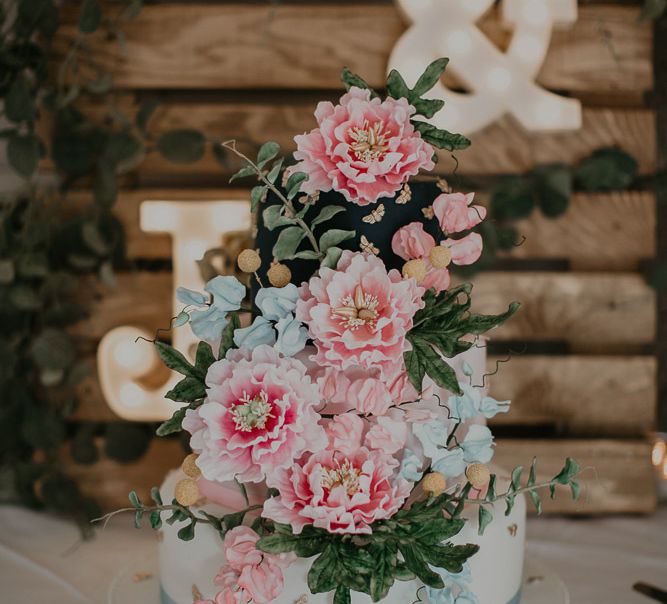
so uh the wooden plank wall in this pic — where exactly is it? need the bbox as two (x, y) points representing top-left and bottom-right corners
(57, 1), (658, 513)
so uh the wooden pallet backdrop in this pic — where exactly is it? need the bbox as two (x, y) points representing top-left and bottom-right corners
(55, 1), (658, 513)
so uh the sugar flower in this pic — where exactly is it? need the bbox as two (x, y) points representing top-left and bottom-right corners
(460, 425), (495, 464)
(256, 284), (300, 321)
(289, 87), (435, 206)
(391, 218), (483, 293)
(177, 276), (245, 343)
(434, 192), (486, 235)
(263, 442), (412, 534)
(400, 448), (424, 482)
(183, 345), (327, 483)
(296, 250), (424, 380)
(448, 383), (511, 421)
(233, 316), (275, 349)
(213, 526), (293, 604)
(413, 419), (450, 459)
(431, 447), (466, 479)
(274, 315), (308, 357)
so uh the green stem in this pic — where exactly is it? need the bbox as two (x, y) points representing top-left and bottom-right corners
(217, 139), (322, 256)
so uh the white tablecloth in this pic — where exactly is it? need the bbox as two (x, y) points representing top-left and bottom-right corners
(1, 505), (665, 604)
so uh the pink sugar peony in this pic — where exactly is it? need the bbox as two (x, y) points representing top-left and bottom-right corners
(433, 192), (486, 234)
(326, 412), (365, 456)
(212, 526), (293, 604)
(296, 250), (424, 381)
(183, 345), (327, 484)
(289, 87), (435, 206)
(262, 445), (412, 534)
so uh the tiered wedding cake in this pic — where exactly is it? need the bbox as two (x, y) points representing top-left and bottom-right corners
(125, 59), (579, 604)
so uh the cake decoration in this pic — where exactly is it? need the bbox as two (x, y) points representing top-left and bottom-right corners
(111, 59), (583, 604)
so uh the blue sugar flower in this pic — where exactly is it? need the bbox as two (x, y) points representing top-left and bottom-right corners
(454, 592), (479, 604)
(448, 383), (511, 421)
(400, 449), (424, 482)
(176, 276), (246, 342)
(274, 315), (308, 357)
(233, 316), (276, 349)
(427, 587), (456, 604)
(460, 425), (495, 464)
(256, 284), (299, 321)
(431, 447), (466, 479)
(431, 562), (472, 592)
(413, 420), (449, 459)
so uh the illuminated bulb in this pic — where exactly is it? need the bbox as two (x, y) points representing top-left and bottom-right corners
(521, 1), (549, 25)
(114, 340), (146, 371)
(534, 97), (564, 127)
(652, 439), (666, 466)
(183, 239), (208, 261)
(486, 67), (512, 92)
(446, 30), (473, 55)
(461, 0), (491, 17)
(119, 382), (148, 408)
(140, 203), (178, 231)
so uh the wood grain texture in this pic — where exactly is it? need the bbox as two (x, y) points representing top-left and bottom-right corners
(62, 437), (656, 514)
(83, 188), (655, 269)
(54, 4), (652, 93)
(69, 271), (655, 345)
(494, 439), (657, 514)
(105, 101), (654, 177)
(61, 437), (185, 512)
(488, 356), (656, 437)
(71, 354), (656, 437)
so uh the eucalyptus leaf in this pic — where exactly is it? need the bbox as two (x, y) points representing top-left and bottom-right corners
(273, 226), (306, 261)
(104, 423), (151, 462)
(257, 141), (280, 168)
(79, 0), (102, 33)
(319, 229), (355, 252)
(7, 132), (41, 178)
(229, 165), (257, 183)
(478, 506), (493, 536)
(311, 205), (345, 227)
(263, 205), (294, 231)
(574, 148), (638, 192)
(157, 129), (206, 164)
(5, 75), (34, 123)
(412, 58), (449, 97)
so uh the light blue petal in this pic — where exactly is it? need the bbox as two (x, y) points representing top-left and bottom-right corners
(176, 286), (208, 307)
(479, 395), (511, 419)
(431, 562), (472, 591)
(205, 275), (246, 312)
(431, 447), (466, 478)
(427, 587), (456, 604)
(400, 449), (424, 482)
(455, 592), (480, 604)
(189, 306), (228, 343)
(413, 420), (449, 459)
(274, 316), (308, 357)
(448, 384), (481, 422)
(233, 316), (276, 349)
(460, 425), (495, 464)
(256, 284), (300, 321)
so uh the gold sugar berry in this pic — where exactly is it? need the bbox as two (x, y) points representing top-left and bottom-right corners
(268, 263), (292, 288)
(465, 463), (491, 490)
(175, 478), (200, 507)
(237, 249), (262, 273)
(402, 259), (427, 284)
(421, 472), (447, 496)
(429, 246), (452, 269)
(181, 453), (201, 479)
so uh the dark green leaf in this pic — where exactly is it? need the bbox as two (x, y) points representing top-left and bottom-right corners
(273, 226), (306, 261)
(177, 521), (196, 541)
(251, 185), (267, 212)
(94, 160), (118, 208)
(386, 69), (411, 100)
(263, 205), (295, 231)
(574, 148), (638, 192)
(286, 172), (309, 200)
(195, 341), (215, 372)
(256, 533), (301, 554)
(528, 457), (538, 487)
(293, 250), (322, 260)
(334, 586), (351, 604)
(104, 423), (151, 462)
(135, 98), (159, 134)
(150, 486), (163, 506)
(79, 0), (102, 33)
(157, 129), (206, 164)
(341, 67), (376, 96)
(16, 253), (49, 278)
(134, 509), (143, 528)
(491, 176), (535, 220)
(104, 131), (142, 167)
(9, 284), (41, 309)
(266, 158), (284, 184)
(31, 329), (76, 372)
(639, 0), (667, 21)
(412, 97), (446, 119)
(412, 58), (449, 96)
(321, 246), (343, 269)
(511, 466), (523, 491)
(410, 518), (465, 544)
(128, 490), (141, 508)
(5, 75), (34, 123)
(165, 376), (206, 402)
(412, 121), (470, 151)
(222, 509), (247, 531)
(465, 302), (520, 335)
(311, 205), (346, 227)
(7, 132), (41, 178)
(257, 141), (280, 168)
(156, 407), (187, 436)
(308, 545), (339, 593)
(219, 313), (240, 359)
(150, 510), (162, 529)
(570, 480), (581, 501)
(70, 425), (98, 465)
(422, 543), (479, 573)
(398, 543), (444, 589)
(478, 506), (493, 536)
(529, 489), (543, 515)
(319, 229), (355, 252)
(154, 341), (200, 378)
(533, 163), (572, 218)
(229, 165), (257, 183)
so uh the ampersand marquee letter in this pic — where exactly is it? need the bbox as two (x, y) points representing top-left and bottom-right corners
(97, 199), (251, 421)
(389, 0), (582, 135)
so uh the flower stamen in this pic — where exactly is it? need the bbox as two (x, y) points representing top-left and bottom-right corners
(332, 284), (379, 330)
(231, 390), (274, 432)
(348, 120), (389, 162)
(321, 459), (361, 496)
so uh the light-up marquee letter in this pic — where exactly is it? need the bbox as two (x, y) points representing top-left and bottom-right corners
(389, 0), (582, 134)
(97, 200), (251, 421)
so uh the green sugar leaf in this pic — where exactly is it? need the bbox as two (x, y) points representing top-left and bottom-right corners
(273, 226), (307, 261)
(319, 229), (355, 252)
(156, 407), (187, 436)
(257, 141), (280, 168)
(412, 58), (449, 97)
(478, 506), (493, 536)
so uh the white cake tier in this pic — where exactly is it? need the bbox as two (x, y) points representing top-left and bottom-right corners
(158, 469), (525, 604)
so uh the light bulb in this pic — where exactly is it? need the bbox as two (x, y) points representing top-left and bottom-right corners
(140, 202), (178, 232)
(533, 97), (564, 128)
(119, 382), (148, 407)
(486, 67), (512, 92)
(514, 34), (543, 59)
(183, 239), (208, 262)
(652, 439), (666, 466)
(114, 340), (145, 370)
(522, 1), (549, 25)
